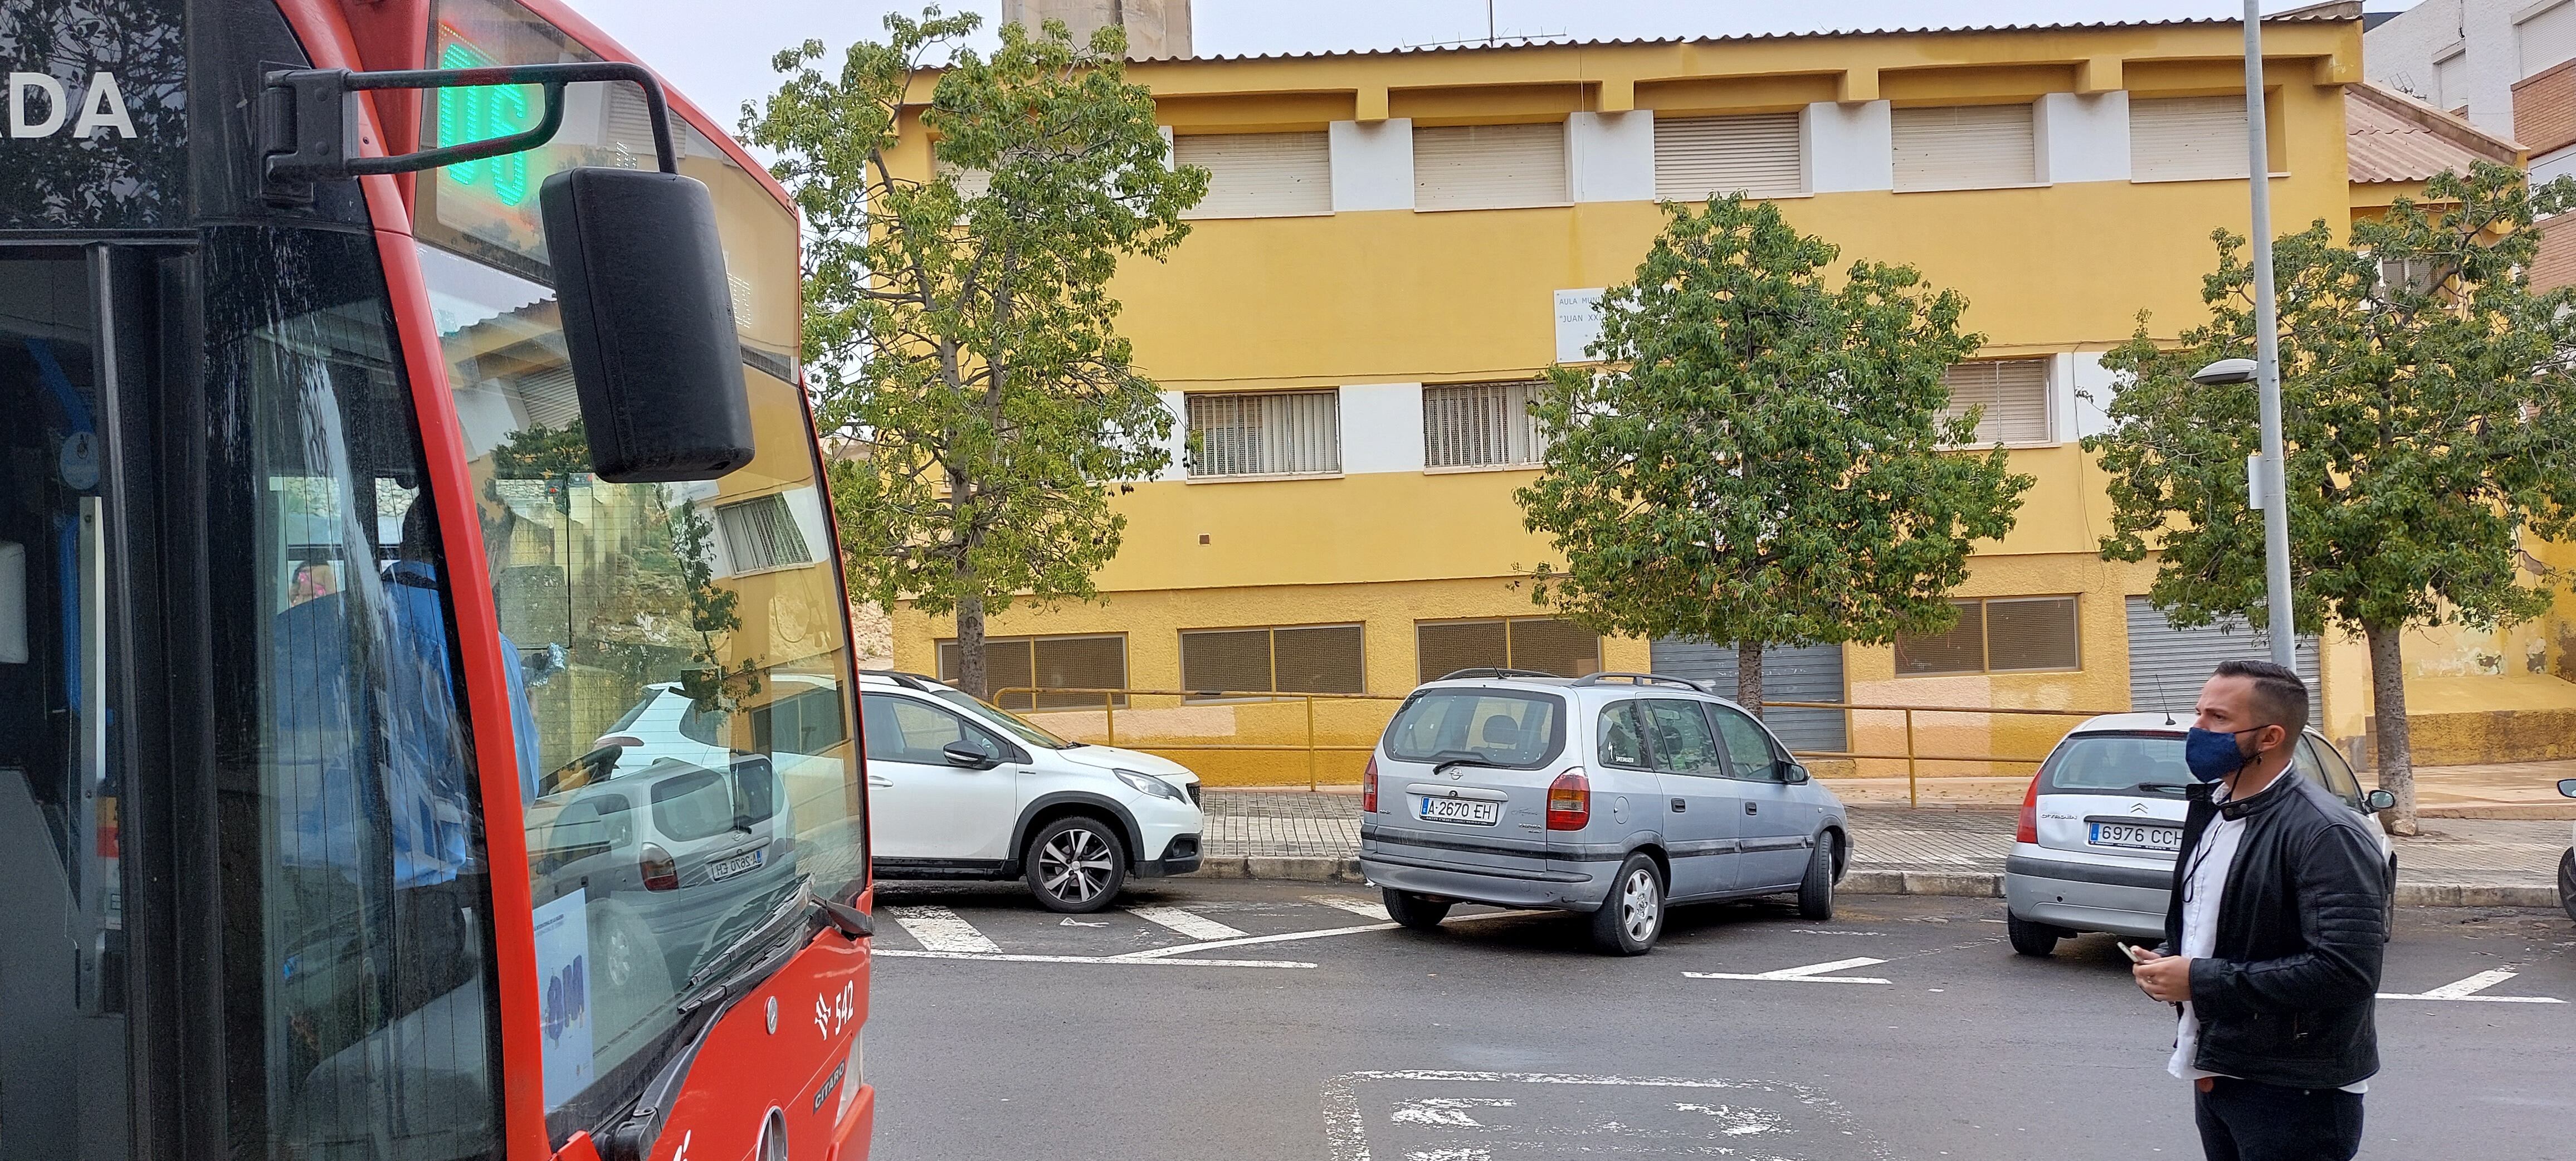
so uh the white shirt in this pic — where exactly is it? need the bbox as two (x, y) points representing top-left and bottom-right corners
(2167, 776), (2369, 1094)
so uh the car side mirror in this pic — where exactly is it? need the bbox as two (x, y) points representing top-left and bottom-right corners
(1779, 760), (1811, 785)
(2363, 789), (2398, 813)
(2558, 778), (2576, 799)
(941, 741), (997, 769)
(539, 167), (754, 483)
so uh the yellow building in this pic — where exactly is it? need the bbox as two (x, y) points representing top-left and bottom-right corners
(886, 4), (2576, 783)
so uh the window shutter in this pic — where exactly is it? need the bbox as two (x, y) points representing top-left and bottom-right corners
(1413, 123), (1569, 211)
(1187, 391), (1341, 476)
(2436, 53), (2470, 113)
(715, 494), (814, 573)
(1181, 628), (1275, 694)
(1422, 381), (1548, 468)
(1505, 618), (1602, 677)
(1894, 602), (1987, 675)
(1941, 359), (2052, 445)
(1030, 636), (1128, 708)
(1273, 625), (1366, 692)
(1173, 131), (1333, 218)
(2129, 96), (2250, 182)
(1417, 621), (1509, 684)
(1653, 112), (1803, 200)
(1891, 104), (2037, 192)
(2523, 2), (2576, 78)
(1983, 597), (2081, 671)
(934, 158), (992, 198)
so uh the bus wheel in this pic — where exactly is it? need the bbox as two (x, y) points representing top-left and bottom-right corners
(1026, 816), (1127, 914)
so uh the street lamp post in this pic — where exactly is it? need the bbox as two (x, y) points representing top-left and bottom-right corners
(2241, 0), (2296, 671)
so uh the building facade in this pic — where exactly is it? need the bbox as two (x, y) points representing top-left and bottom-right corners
(881, 7), (2574, 782)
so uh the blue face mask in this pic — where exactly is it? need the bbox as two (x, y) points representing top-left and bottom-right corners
(2183, 727), (2253, 783)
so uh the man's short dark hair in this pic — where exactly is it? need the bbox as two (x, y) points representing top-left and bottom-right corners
(2213, 658), (2309, 733)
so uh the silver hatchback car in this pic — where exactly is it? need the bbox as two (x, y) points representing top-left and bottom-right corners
(1359, 671), (1852, 955)
(2004, 712), (2396, 956)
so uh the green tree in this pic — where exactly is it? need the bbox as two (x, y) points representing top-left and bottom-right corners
(2090, 163), (2576, 833)
(741, 9), (1206, 697)
(1518, 196), (2032, 713)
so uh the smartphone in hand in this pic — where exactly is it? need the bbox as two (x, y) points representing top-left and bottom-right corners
(2123, 943), (2159, 964)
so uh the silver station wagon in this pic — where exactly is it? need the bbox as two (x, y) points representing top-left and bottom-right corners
(1359, 671), (1852, 955)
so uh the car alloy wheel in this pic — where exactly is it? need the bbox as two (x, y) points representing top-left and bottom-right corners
(1618, 865), (1661, 943)
(1037, 826), (1116, 907)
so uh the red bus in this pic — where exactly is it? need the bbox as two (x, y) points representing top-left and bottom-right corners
(2, 2), (875, 1159)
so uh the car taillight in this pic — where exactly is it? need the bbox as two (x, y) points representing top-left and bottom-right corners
(2016, 773), (2041, 844)
(1545, 768), (1591, 831)
(1362, 755), (1379, 813)
(641, 842), (680, 891)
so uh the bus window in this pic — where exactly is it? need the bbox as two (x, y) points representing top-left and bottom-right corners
(201, 226), (504, 1159)
(1, 251), (129, 1161)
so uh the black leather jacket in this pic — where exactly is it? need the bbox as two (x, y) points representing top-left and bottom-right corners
(2158, 771), (2391, 1089)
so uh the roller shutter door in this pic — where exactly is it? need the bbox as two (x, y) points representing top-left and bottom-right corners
(2129, 96), (2250, 182)
(1653, 112), (1802, 200)
(1173, 131), (1332, 218)
(1413, 123), (1568, 211)
(1648, 639), (1848, 752)
(1891, 103), (2037, 191)
(2124, 596), (2320, 725)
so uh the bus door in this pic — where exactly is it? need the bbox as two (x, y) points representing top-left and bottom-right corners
(0, 245), (148, 1161)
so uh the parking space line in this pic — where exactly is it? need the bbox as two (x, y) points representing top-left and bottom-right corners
(1308, 894), (1393, 921)
(2378, 968), (2566, 1003)
(1684, 957), (1892, 984)
(1129, 905), (1250, 940)
(887, 906), (1001, 954)
(1108, 908), (1545, 962)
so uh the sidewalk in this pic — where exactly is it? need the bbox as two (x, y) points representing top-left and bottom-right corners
(1806, 761), (2576, 818)
(1196, 789), (2572, 909)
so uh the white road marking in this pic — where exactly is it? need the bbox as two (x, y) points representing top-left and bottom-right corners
(1674, 1102), (1786, 1136)
(1060, 917), (1106, 927)
(1129, 905), (1250, 940)
(887, 906), (999, 954)
(1320, 1070), (1892, 1161)
(876, 948), (1315, 968)
(1310, 894), (1394, 921)
(1109, 909), (1543, 962)
(1390, 1097), (1515, 1128)
(1685, 956), (1892, 984)
(2378, 969), (2566, 1003)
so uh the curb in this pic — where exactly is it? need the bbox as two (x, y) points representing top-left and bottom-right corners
(1188, 857), (2561, 909)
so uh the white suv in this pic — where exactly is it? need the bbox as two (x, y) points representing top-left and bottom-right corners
(859, 671), (1204, 912)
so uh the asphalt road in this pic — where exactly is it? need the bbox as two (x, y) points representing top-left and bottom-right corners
(860, 880), (2575, 1161)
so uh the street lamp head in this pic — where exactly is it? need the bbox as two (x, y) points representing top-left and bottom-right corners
(2191, 357), (2259, 386)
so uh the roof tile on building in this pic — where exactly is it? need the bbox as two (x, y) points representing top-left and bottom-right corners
(2348, 81), (2524, 183)
(1179, 3), (2359, 63)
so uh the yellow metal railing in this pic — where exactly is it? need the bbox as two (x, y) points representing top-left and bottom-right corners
(992, 686), (2116, 802)
(1758, 700), (2112, 806)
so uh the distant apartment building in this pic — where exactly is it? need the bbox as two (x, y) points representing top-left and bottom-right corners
(882, 4), (2576, 780)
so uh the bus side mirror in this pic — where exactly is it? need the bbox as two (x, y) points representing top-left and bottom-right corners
(2364, 789), (2398, 813)
(539, 166), (755, 484)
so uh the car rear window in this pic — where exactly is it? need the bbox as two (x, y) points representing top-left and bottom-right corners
(2040, 731), (2192, 795)
(1385, 689), (1566, 768)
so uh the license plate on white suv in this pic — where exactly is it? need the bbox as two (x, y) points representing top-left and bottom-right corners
(706, 848), (767, 882)
(1418, 796), (1500, 826)
(2089, 822), (2181, 852)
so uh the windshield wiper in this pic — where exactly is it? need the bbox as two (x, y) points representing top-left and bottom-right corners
(2138, 783), (2191, 796)
(1426, 749), (1497, 777)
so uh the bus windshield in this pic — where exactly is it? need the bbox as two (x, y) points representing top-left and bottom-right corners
(413, 0), (857, 1136)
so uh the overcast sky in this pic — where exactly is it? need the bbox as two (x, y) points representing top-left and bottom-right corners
(572, 0), (2421, 139)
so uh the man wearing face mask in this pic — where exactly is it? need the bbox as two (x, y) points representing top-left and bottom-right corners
(2131, 660), (2389, 1161)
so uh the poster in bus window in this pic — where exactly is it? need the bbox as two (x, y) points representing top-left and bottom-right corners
(532, 887), (595, 1107)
